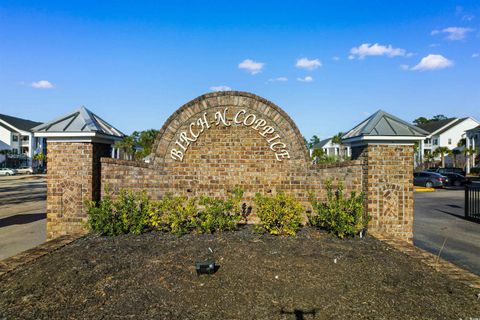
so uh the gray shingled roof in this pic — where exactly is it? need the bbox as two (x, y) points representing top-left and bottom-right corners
(342, 110), (428, 140)
(0, 114), (42, 132)
(312, 138), (332, 149)
(415, 118), (457, 134)
(32, 106), (125, 138)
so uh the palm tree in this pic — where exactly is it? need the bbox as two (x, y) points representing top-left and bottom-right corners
(424, 152), (435, 168)
(331, 132), (344, 160)
(133, 129), (159, 160)
(114, 135), (136, 160)
(433, 147), (450, 167)
(451, 149), (461, 167)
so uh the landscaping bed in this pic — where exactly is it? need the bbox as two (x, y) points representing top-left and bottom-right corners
(0, 226), (479, 319)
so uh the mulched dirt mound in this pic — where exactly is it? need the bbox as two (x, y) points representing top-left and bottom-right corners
(0, 226), (479, 320)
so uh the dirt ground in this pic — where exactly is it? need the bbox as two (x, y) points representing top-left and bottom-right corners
(0, 226), (479, 320)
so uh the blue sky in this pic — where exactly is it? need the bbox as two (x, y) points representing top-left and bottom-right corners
(1, 1), (479, 139)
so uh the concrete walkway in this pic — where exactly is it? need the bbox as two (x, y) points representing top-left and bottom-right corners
(0, 175), (46, 260)
(414, 188), (480, 275)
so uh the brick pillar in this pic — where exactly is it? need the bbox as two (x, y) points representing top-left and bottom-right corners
(353, 143), (415, 242)
(46, 141), (111, 239)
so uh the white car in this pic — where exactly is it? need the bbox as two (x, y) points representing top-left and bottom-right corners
(0, 168), (16, 176)
(16, 166), (34, 174)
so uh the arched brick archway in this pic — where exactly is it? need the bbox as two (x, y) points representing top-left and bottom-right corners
(151, 91), (310, 166)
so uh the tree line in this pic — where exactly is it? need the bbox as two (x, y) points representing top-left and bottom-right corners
(114, 129), (159, 161)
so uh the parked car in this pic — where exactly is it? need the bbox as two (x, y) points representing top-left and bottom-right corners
(442, 172), (468, 187)
(16, 166), (34, 174)
(427, 167), (466, 177)
(414, 171), (449, 188)
(0, 168), (17, 176)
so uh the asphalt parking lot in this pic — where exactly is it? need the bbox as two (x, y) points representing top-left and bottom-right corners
(0, 175), (46, 259)
(414, 188), (480, 275)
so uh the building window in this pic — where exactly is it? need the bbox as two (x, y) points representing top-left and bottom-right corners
(433, 138), (438, 146)
(22, 136), (29, 141)
(448, 138), (452, 145)
(12, 135), (18, 142)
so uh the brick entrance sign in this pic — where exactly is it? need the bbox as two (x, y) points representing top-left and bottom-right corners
(36, 92), (426, 241)
(101, 91), (361, 212)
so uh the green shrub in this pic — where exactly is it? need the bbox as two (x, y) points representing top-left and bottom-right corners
(148, 187), (245, 235)
(308, 180), (368, 238)
(149, 194), (199, 236)
(197, 187), (244, 233)
(86, 188), (151, 236)
(254, 192), (303, 236)
(471, 167), (480, 175)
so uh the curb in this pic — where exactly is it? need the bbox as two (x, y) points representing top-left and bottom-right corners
(414, 187), (435, 192)
(0, 234), (84, 278)
(372, 233), (480, 290)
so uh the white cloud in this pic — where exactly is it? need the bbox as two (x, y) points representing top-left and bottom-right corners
(210, 85), (232, 92)
(238, 59), (264, 74)
(295, 57), (322, 70)
(332, 56), (340, 61)
(297, 76), (313, 82)
(472, 53), (479, 58)
(267, 77), (288, 82)
(31, 80), (54, 89)
(349, 43), (407, 59)
(456, 6), (475, 21)
(432, 27), (475, 40)
(411, 54), (453, 71)
(400, 64), (410, 71)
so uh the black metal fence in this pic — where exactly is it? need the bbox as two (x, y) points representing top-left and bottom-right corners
(465, 183), (480, 222)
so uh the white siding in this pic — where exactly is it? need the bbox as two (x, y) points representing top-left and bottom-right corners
(439, 118), (479, 149)
(0, 126), (12, 150)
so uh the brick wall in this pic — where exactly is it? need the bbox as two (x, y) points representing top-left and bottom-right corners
(354, 144), (415, 241)
(45, 92), (416, 242)
(99, 91), (363, 221)
(100, 158), (363, 221)
(46, 141), (110, 240)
